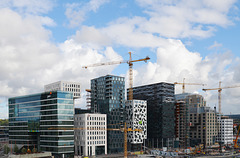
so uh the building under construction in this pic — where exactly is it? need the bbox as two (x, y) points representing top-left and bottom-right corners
(174, 100), (190, 149)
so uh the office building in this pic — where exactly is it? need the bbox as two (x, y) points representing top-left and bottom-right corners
(216, 116), (233, 145)
(125, 100), (147, 150)
(44, 81), (81, 99)
(91, 75), (125, 153)
(131, 82), (175, 148)
(8, 91), (74, 158)
(74, 113), (107, 156)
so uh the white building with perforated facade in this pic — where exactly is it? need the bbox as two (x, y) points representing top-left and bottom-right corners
(44, 81), (81, 99)
(74, 113), (107, 156)
(126, 100), (147, 144)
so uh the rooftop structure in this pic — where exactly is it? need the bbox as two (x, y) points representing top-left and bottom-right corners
(44, 81), (81, 99)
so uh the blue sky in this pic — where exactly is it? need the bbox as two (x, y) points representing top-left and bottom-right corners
(1, 0), (240, 118)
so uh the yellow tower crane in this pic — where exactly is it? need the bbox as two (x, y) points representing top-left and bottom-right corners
(202, 81), (240, 114)
(82, 52), (150, 100)
(174, 78), (206, 93)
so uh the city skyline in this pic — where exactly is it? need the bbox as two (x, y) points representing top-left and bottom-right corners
(1, 0), (240, 118)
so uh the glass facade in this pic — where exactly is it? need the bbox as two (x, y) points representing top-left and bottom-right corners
(8, 91), (74, 158)
(91, 75), (125, 154)
(130, 82), (175, 148)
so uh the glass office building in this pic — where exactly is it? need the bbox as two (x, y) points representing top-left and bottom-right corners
(130, 82), (175, 148)
(8, 91), (74, 158)
(91, 75), (125, 153)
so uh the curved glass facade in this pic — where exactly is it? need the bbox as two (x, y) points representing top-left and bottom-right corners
(9, 91), (74, 157)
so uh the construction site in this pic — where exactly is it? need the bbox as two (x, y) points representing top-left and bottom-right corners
(3, 52), (240, 158)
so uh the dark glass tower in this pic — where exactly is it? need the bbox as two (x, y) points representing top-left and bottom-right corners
(8, 91), (74, 158)
(91, 75), (125, 154)
(129, 82), (175, 148)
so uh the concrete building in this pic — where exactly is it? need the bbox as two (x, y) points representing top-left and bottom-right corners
(176, 94), (219, 147)
(174, 101), (190, 148)
(74, 113), (107, 156)
(126, 100), (147, 150)
(216, 116), (233, 145)
(189, 106), (219, 147)
(44, 81), (81, 99)
(130, 82), (175, 148)
(91, 75), (125, 153)
(8, 91), (74, 158)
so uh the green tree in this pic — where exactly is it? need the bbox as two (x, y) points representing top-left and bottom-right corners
(21, 147), (27, 154)
(13, 144), (19, 153)
(0, 119), (8, 126)
(4, 144), (10, 154)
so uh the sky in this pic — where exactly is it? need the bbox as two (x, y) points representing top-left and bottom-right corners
(1, 0), (240, 119)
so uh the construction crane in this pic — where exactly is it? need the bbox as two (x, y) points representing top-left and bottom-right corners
(174, 78), (206, 93)
(82, 52), (150, 100)
(202, 81), (240, 114)
(234, 125), (240, 148)
(48, 122), (142, 158)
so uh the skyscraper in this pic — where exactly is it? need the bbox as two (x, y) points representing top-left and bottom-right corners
(9, 91), (74, 157)
(130, 82), (175, 148)
(91, 75), (125, 153)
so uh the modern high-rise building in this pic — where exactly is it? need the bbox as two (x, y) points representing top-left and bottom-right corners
(91, 75), (125, 153)
(74, 113), (107, 156)
(126, 100), (147, 150)
(8, 91), (74, 158)
(216, 116), (233, 145)
(44, 81), (81, 99)
(130, 82), (175, 148)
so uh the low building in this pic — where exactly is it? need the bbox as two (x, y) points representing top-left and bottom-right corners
(74, 113), (107, 156)
(44, 81), (81, 99)
(0, 126), (9, 145)
(216, 116), (233, 145)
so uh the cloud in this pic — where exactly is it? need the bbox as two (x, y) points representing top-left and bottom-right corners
(208, 41), (223, 50)
(134, 0), (237, 38)
(129, 39), (240, 114)
(65, 0), (110, 27)
(0, 8), (122, 100)
(70, 0), (237, 48)
(73, 26), (111, 48)
(0, 0), (55, 15)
